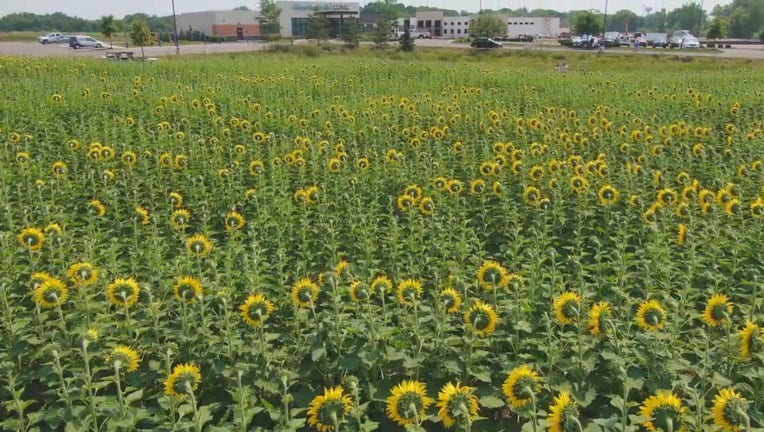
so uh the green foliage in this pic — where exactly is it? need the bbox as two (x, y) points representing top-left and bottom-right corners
(398, 27), (415, 51)
(607, 9), (639, 33)
(258, 0), (282, 35)
(469, 12), (508, 37)
(306, 10), (330, 42)
(573, 11), (601, 35)
(341, 17), (360, 48)
(100, 15), (116, 48)
(128, 17), (154, 57)
(706, 18), (728, 39)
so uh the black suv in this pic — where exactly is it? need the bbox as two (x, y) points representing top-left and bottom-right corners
(471, 37), (502, 48)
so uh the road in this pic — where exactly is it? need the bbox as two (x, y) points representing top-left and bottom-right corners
(2, 38), (764, 59)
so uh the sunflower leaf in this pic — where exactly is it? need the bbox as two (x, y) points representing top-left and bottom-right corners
(478, 395), (505, 408)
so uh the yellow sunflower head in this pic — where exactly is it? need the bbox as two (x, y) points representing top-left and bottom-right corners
(225, 211), (246, 232)
(349, 281), (369, 303)
(171, 209), (192, 230)
(174, 276), (203, 302)
(702, 294), (733, 327)
(712, 388), (749, 432)
(307, 386), (353, 432)
(639, 391), (687, 432)
(465, 300), (498, 337)
(67, 262), (99, 286)
(109, 345), (141, 373)
(370, 275), (392, 296)
(292, 277), (320, 308)
(18, 227), (46, 251)
(396, 278), (423, 306)
(440, 288), (462, 314)
(165, 363), (202, 398)
(553, 291), (583, 325)
(33, 278), (69, 309)
(386, 380), (434, 427)
(739, 321), (762, 360)
(636, 299), (666, 332)
(597, 184), (620, 205)
(186, 234), (212, 256)
(547, 391), (579, 432)
(106, 277), (141, 308)
(502, 364), (541, 410)
(477, 260), (509, 290)
(436, 382), (479, 428)
(240, 293), (276, 326)
(588, 301), (613, 338)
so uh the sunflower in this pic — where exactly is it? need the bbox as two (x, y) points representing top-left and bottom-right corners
(173, 276), (203, 301)
(106, 277), (141, 308)
(370, 275), (392, 296)
(349, 281), (369, 303)
(640, 391), (687, 432)
(89, 199), (107, 217)
(477, 260), (509, 290)
(523, 185), (542, 205)
(553, 291), (582, 325)
(165, 363), (202, 398)
(397, 278), (423, 306)
(419, 196), (435, 216)
(335, 259), (350, 278)
(436, 382), (479, 428)
(67, 262), (99, 286)
(307, 386), (353, 432)
(305, 185), (320, 204)
(170, 209), (192, 230)
(240, 293), (276, 326)
(18, 227), (45, 251)
(397, 194), (415, 212)
(548, 391), (579, 432)
(225, 211), (246, 232)
(502, 365), (541, 410)
(702, 294), (733, 327)
(109, 345), (141, 373)
(739, 321), (762, 360)
(403, 184), (423, 202)
(470, 179), (486, 194)
(597, 185), (620, 205)
(440, 288), (462, 314)
(657, 189), (678, 206)
(33, 278), (70, 309)
(465, 301), (498, 336)
(386, 380), (434, 427)
(292, 277), (320, 308)
(588, 301), (612, 338)
(30, 271), (53, 291)
(169, 192), (184, 208)
(569, 175), (589, 193)
(186, 234), (212, 256)
(725, 199), (742, 216)
(636, 299), (666, 331)
(712, 388), (749, 432)
(446, 179), (463, 196)
(433, 176), (448, 190)
(135, 206), (150, 225)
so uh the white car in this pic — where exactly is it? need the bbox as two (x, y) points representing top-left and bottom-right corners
(38, 33), (69, 44)
(69, 35), (106, 49)
(681, 36), (700, 48)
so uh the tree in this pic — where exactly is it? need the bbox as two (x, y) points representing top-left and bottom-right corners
(706, 18), (727, 39)
(101, 15), (116, 48)
(573, 12), (601, 35)
(469, 12), (507, 37)
(233, 6), (250, 10)
(760, 27), (764, 42)
(399, 27), (414, 51)
(129, 17), (155, 58)
(609, 9), (640, 32)
(341, 17), (359, 48)
(306, 10), (330, 42)
(373, 17), (392, 47)
(258, 0), (282, 36)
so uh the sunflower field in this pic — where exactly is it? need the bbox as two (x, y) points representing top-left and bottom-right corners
(1, 50), (764, 432)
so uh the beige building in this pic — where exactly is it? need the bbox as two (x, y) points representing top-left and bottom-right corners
(276, 1), (360, 37)
(400, 11), (562, 39)
(175, 10), (260, 39)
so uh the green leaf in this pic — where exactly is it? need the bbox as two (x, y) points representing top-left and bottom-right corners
(478, 395), (505, 409)
(311, 347), (326, 361)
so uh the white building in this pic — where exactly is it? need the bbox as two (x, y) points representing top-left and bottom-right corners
(505, 16), (560, 38)
(175, 10), (260, 39)
(402, 11), (561, 39)
(276, 1), (360, 37)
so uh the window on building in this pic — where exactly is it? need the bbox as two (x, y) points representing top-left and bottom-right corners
(417, 20), (424, 28)
(425, 20), (432, 28)
(434, 20), (441, 28)
(291, 17), (307, 36)
(457, 29), (461, 34)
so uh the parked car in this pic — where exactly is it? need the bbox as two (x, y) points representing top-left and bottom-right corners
(470, 37), (502, 48)
(669, 30), (700, 48)
(651, 34), (669, 48)
(69, 35), (106, 49)
(38, 32), (69, 44)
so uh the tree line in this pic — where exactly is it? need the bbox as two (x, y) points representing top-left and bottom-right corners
(2, 0), (762, 39)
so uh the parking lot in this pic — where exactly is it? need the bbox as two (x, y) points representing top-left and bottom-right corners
(2, 38), (764, 59)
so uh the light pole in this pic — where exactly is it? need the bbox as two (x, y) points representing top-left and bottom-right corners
(172, 0), (180, 54)
(602, 0), (609, 35)
(696, 0), (703, 37)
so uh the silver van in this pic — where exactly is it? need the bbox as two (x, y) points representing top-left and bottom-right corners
(69, 35), (106, 49)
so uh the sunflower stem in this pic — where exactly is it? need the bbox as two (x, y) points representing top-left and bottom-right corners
(530, 393), (538, 432)
(5, 370), (29, 432)
(114, 362), (125, 416)
(80, 339), (99, 432)
(236, 370), (247, 432)
(51, 349), (73, 414)
(188, 383), (203, 432)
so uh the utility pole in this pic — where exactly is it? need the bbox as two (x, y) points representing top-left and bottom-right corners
(172, 0), (180, 54)
(602, 0), (609, 34)
(696, 0), (703, 37)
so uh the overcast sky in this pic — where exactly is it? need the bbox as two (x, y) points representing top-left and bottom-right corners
(1, 0), (723, 20)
